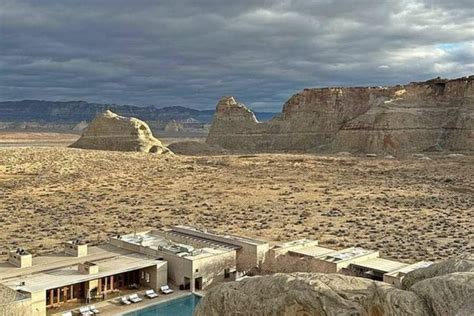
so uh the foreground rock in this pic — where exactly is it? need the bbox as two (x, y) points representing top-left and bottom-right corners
(207, 76), (474, 155)
(195, 258), (474, 316)
(70, 110), (170, 153)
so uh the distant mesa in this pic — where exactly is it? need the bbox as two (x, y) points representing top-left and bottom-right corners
(206, 76), (474, 154)
(70, 110), (171, 154)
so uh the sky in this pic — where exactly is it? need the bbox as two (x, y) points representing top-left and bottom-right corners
(0, 0), (473, 111)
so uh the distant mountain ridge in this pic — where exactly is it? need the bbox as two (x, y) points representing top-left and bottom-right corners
(0, 100), (277, 131)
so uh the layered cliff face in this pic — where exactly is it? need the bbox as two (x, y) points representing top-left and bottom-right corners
(70, 110), (170, 153)
(206, 76), (473, 154)
(195, 258), (474, 316)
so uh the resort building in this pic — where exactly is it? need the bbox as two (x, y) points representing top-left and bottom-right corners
(0, 226), (436, 315)
(263, 240), (380, 274)
(110, 229), (238, 292)
(168, 225), (270, 273)
(383, 261), (433, 287)
(348, 258), (409, 281)
(0, 242), (167, 316)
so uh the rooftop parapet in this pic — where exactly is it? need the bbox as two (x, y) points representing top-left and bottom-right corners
(64, 240), (88, 257)
(8, 249), (32, 268)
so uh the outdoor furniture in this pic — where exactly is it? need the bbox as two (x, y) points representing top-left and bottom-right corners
(79, 306), (93, 316)
(89, 305), (100, 314)
(160, 285), (174, 294)
(129, 293), (143, 303)
(145, 289), (158, 298)
(120, 296), (132, 305)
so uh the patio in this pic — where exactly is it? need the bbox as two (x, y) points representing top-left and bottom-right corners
(48, 285), (190, 316)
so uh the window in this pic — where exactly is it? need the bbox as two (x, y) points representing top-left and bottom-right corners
(145, 272), (150, 283)
(224, 268), (230, 279)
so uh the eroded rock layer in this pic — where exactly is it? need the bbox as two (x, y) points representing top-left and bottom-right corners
(70, 110), (170, 153)
(195, 258), (474, 316)
(206, 76), (474, 154)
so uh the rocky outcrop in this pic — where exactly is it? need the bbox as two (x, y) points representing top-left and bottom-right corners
(70, 110), (170, 153)
(206, 76), (474, 154)
(195, 258), (474, 316)
(402, 257), (474, 289)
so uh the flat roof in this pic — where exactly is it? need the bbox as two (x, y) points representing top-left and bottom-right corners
(318, 247), (377, 263)
(113, 231), (234, 260)
(385, 261), (433, 276)
(173, 226), (268, 245)
(3, 253), (164, 292)
(273, 239), (318, 249)
(0, 244), (132, 280)
(350, 258), (408, 273)
(163, 231), (241, 250)
(289, 246), (336, 258)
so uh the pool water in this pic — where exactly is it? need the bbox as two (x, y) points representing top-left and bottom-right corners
(123, 294), (201, 316)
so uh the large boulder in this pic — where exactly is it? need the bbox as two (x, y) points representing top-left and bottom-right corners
(195, 258), (474, 316)
(402, 257), (474, 289)
(70, 110), (170, 153)
(195, 273), (429, 316)
(206, 76), (474, 154)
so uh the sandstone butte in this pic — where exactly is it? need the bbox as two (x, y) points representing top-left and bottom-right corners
(70, 110), (171, 154)
(195, 257), (474, 316)
(206, 76), (474, 155)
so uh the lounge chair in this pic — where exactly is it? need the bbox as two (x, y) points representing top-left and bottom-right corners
(79, 306), (93, 316)
(89, 305), (100, 314)
(120, 296), (132, 305)
(129, 293), (143, 303)
(62, 312), (73, 316)
(160, 285), (174, 294)
(145, 289), (158, 298)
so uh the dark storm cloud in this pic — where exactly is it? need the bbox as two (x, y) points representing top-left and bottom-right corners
(1, 0), (473, 111)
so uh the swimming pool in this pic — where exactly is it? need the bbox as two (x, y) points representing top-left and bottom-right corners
(123, 294), (201, 316)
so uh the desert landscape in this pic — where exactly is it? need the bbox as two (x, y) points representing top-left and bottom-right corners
(0, 135), (472, 264)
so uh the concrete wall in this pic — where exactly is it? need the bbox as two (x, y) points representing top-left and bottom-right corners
(140, 263), (168, 291)
(29, 290), (46, 316)
(192, 250), (237, 290)
(383, 274), (402, 287)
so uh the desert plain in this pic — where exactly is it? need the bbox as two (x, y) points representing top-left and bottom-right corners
(0, 133), (472, 264)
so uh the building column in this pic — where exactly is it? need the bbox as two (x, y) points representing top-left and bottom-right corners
(110, 275), (114, 291)
(56, 288), (60, 304)
(98, 278), (102, 295)
(70, 285), (74, 300)
(49, 289), (54, 306)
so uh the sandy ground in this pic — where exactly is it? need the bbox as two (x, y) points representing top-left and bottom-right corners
(0, 139), (472, 263)
(0, 132), (80, 147)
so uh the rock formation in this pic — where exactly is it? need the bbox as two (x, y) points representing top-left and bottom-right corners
(206, 76), (474, 154)
(70, 110), (170, 153)
(195, 258), (474, 316)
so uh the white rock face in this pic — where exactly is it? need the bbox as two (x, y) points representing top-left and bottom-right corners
(70, 110), (170, 153)
(195, 258), (474, 316)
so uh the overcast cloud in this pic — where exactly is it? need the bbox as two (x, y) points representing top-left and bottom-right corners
(0, 0), (473, 111)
